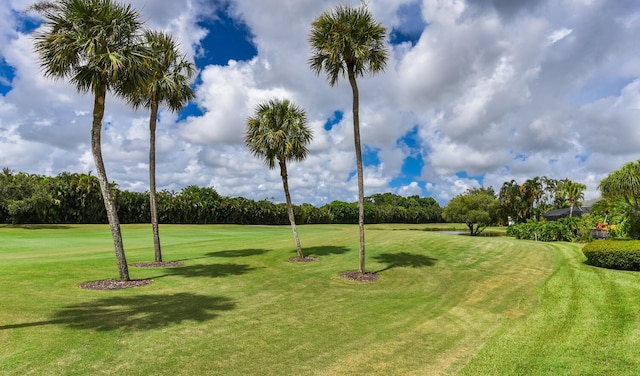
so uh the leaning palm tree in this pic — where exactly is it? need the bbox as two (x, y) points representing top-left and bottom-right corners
(244, 99), (313, 259)
(309, 4), (388, 273)
(31, 0), (151, 280)
(128, 30), (195, 263)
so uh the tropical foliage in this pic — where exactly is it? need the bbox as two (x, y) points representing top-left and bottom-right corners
(498, 176), (587, 224)
(0, 170), (443, 226)
(557, 178), (587, 217)
(505, 217), (580, 242)
(0, 168), (55, 224)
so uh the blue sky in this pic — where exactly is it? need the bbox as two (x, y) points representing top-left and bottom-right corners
(1, 0), (640, 206)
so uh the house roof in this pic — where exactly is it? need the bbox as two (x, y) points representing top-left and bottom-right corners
(542, 206), (589, 220)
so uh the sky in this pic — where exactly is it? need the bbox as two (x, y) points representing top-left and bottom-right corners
(1, 0), (640, 207)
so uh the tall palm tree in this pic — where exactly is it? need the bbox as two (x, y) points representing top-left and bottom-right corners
(559, 179), (587, 217)
(244, 99), (313, 259)
(309, 4), (388, 273)
(31, 0), (151, 280)
(128, 30), (195, 263)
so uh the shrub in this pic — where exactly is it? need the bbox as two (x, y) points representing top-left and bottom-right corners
(582, 240), (640, 271)
(506, 219), (575, 242)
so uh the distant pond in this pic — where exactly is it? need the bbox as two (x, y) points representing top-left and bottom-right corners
(437, 231), (505, 237)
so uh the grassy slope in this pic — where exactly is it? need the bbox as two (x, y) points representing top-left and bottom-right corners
(459, 241), (640, 375)
(0, 224), (638, 375)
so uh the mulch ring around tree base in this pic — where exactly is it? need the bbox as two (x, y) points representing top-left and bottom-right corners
(79, 279), (153, 290)
(289, 256), (320, 262)
(130, 261), (185, 268)
(339, 271), (380, 282)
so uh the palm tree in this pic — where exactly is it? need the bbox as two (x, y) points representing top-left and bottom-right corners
(559, 179), (587, 217)
(599, 161), (640, 212)
(244, 99), (313, 259)
(309, 4), (388, 274)
(31, 0), (151, 280)
(128, 30), (195, 263)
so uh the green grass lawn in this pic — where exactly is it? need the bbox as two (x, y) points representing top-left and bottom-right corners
(0, 224), (638, 375)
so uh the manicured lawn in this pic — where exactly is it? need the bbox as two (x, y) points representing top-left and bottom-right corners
(0, 224), (638, 375)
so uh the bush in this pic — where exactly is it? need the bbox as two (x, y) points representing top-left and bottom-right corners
(582, 240), (640, 271)
(506, 219), (575, 242)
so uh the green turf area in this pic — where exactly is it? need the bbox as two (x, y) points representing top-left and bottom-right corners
(0, 224), (638, 375)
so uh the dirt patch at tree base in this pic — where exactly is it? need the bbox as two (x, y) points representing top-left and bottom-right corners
(130, 261), (185, 268)
(339, 271), (380, 282)
(289, 256), (320, 262)
(79, 279), (153, 290)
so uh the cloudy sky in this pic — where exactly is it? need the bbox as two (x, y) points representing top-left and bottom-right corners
(1, 0), (639, 206)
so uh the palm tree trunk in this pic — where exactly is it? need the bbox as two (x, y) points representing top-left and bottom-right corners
(569, 197), (574, 217)
(280, 160), (304, 258)
(91, 90), (129, 280)
(149, 101), (162, 262)
(348, 66), (366, 274)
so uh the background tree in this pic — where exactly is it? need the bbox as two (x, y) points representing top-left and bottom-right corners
(309, 4), (388, 273)
(557, 178), (587, 217)
(69, 172), (106, 223)
(0, 168), (54, 224)
(244, 99), (313, 259)
(599, 160), (640, 238)
(498, 180), (522, 224)
(499, 177), (562, 224)
(520, 177), (543, 220)
(31, 0), (151, 280)
(128, 30), (195, 263)
(1, 169), (443, 226)
(443, 189), (500, 236)
(539, 176), (559, 212)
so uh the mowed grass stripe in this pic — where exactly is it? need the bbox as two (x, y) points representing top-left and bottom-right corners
(459, 242), (640, 375)
(1, 224), (637, 375)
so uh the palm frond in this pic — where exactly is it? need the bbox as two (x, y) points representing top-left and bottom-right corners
(308, 4), (388, 86)
(244, 99), (313, 170)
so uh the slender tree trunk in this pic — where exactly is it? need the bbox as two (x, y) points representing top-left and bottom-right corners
(91, 90), (129, 280)
(149, 101), (162, 262)
(569, 198), (574, 217)
(280, 159), (304, 258)
(468, 223), (475, 236)
(348, 66), (366, 274)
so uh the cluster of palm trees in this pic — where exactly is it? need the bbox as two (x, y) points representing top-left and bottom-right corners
(31, 0), (389, 280)
(31, 0), (194, 280)
(498, 176), (587, 224)
(244, 5), (388, 270)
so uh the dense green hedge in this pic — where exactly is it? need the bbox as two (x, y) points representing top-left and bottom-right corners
(582, 240), (640, 271)
(506, 218), (578, 242)
(1, 170), (442, 225)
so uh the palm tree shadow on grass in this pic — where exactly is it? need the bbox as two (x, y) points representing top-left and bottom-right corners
(373, 252), (437, 273)
(155, 263), (258, 279)
(207, 249), (270, 258)
(13, 225), (74, 230)
(174, 248), (270, 262)
(295, 246), (351, 257)
(0, 293), (234, 331)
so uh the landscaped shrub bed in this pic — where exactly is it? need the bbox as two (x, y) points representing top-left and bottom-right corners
(582, 240), (640, 271)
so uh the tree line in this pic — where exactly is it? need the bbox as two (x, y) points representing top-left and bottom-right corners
(441, 177), (589, 236)
(1, 168), (591, 229)
(0, 169), (443, 226)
